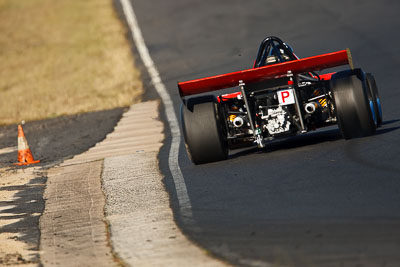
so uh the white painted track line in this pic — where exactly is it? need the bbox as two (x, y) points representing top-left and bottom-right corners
(119, 0), (193, 219)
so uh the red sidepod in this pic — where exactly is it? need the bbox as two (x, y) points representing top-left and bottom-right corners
(178, 49), (351, 97)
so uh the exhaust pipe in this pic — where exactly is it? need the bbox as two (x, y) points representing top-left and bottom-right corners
(304, 102), (318, 114)
(233, 116), (244, 127)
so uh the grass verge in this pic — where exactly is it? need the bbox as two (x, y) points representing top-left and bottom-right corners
(0, 0), (142, 125)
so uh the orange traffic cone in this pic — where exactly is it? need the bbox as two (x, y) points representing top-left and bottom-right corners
(14, 124), (40, 166)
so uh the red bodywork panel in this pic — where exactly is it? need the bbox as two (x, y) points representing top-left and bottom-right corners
(178, 50), (350, 97)
(318, 72), (335, 80)
(218, 92), (242, 102)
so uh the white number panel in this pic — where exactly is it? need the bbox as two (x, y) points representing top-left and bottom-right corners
(277, 89), (295, 105)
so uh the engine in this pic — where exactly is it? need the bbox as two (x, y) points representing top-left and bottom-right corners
(260, 106), (291, 135)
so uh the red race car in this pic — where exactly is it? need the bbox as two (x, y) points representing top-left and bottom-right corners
(178, 36), (382, 164)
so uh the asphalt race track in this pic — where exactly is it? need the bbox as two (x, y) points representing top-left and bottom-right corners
(125, 0), (400, 266)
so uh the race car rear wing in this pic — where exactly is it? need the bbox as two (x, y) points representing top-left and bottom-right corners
(178, 49), (353, 97)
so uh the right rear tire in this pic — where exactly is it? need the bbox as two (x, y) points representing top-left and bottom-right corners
(181, 95), (228, 164)
(330, 69), (376, 139)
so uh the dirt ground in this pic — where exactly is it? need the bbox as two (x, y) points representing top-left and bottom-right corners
(0, 167), (45, 266)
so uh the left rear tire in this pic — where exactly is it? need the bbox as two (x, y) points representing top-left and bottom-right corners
(181, 95), (228, 164)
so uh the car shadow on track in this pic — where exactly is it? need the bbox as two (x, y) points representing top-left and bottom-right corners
(230, 120), (400, 160)
(375, 118), (400, 136)
(229, 128), (342, 160)
(375, 126), (400, 136)
(381, 119), (400, 126)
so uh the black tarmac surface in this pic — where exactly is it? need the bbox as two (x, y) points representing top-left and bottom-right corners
(128, 0), (400, 266)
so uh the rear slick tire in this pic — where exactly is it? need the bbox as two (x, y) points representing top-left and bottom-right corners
(331, 70), (376, 139)
(181, 95), (228, 164)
